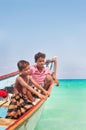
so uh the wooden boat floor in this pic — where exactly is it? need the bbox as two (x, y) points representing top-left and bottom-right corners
(0, 118), (15, 126)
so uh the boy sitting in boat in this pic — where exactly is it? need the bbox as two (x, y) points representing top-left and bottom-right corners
(30, 52), (59, 93)
(6, 60), (49, 119)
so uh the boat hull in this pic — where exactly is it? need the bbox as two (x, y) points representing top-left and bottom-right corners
(0, 72), (47, 130)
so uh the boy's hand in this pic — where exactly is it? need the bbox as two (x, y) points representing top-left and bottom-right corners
(45, 91), (50, 97)
(46, 56), (57, 64)
(43, 91), (50, 97)
(43, 89), (48, 95)
(51, 56), (57, 62)
(39, 94), (47, 100)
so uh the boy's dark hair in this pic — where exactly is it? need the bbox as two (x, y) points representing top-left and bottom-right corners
(34, 52), (46, 62)
(17, 60), (30, 71)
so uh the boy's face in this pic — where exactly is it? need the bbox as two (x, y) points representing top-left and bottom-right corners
(21, 65), (30, 76)
(36, 57), (45, 68)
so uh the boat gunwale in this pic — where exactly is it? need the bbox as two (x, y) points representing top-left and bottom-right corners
(0, 71), (19, 80)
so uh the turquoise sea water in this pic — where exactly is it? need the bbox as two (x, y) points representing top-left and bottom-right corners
(0, 79), (86, 130)
(35, 79), (86, 130)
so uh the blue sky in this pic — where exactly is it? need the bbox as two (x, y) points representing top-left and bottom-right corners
(0, 0), (86, 79)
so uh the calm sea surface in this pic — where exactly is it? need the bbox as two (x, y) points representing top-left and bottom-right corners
(0, 79), (86, 130)
(35, 79), (86, 130)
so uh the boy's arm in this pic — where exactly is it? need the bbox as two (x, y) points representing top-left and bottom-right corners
(52, 56), (57, 76)
(16, 77), (46, 100)
(30, 77), (49, 96)
(47, 82), (54, 94)
(45, 56), (59, 86)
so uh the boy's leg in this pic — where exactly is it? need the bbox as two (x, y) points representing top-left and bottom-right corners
(44, 74), (53, 90)
(52, 73), (59, 86)
(22, 87), (34, 102)
(27, 91), (35, 102)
